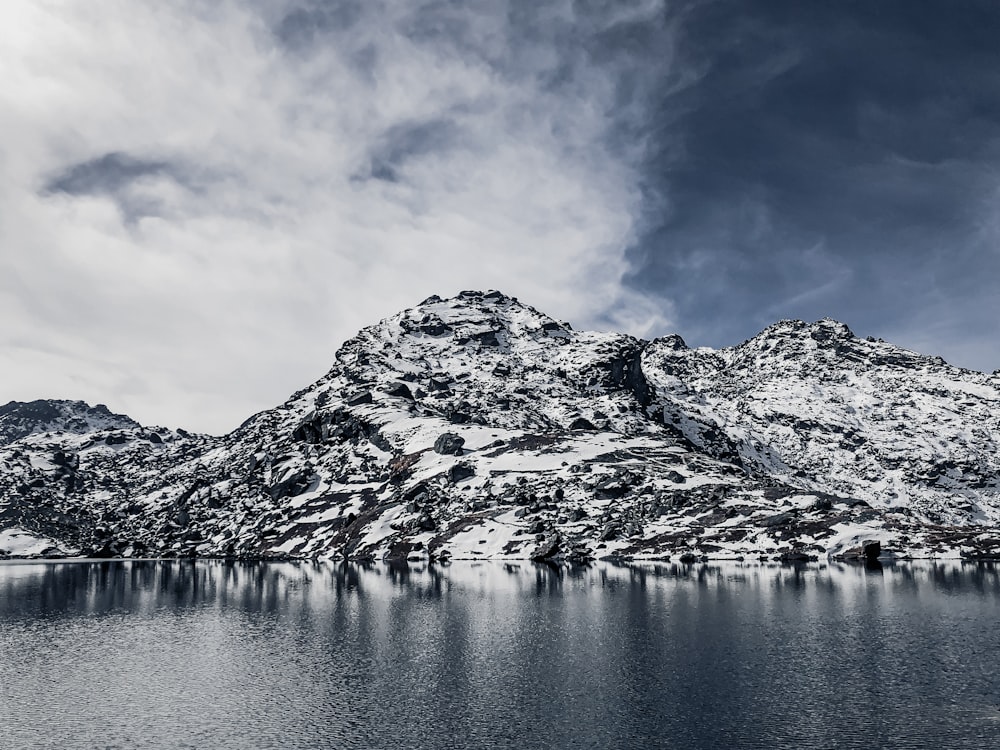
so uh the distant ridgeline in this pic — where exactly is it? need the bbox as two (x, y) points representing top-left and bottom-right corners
(3, 290), (1000, 562)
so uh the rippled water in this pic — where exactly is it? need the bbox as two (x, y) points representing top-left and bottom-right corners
(1, 560), (999, 750)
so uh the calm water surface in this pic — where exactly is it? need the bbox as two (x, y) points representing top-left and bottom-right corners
(1, 560), (999, 750)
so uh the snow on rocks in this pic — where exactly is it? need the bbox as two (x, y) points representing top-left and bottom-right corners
(3, 292), (1000, 562)
(0, 527), (74, 558)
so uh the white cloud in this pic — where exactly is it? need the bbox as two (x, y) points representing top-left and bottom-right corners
(0, 0), (674, 433)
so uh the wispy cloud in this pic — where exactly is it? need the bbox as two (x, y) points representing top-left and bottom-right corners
(42, 152), (198, 224)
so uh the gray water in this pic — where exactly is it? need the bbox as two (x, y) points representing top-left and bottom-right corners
(1, 560), (998, 750)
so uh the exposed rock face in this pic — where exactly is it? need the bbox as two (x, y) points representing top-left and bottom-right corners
(3, 291), (1000, 562)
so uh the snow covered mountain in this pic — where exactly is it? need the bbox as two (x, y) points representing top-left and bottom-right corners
(3, 291), (999, 562)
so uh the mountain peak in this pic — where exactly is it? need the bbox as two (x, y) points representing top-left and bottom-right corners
(808, 317), (855, 340)
(354, 289), (572, 357)
(753, 317), (855, 342)
(418, 289), (513, 307)
(406, 290), (549, 328)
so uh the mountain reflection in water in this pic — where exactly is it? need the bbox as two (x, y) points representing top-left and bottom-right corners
(1, 560), (999, 750)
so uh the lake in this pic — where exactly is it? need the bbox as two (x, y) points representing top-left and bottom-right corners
(1, 560), (998, 749)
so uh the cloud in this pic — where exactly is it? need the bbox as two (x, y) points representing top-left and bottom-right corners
(44, 152), (172, 197)
(42, 152), (197, 224)
(0, 0), (678, 433)
(623, 0), (1000, 370)
(358, 118), (464, 184)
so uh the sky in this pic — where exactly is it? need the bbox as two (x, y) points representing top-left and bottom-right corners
(2, 0), (999, 434)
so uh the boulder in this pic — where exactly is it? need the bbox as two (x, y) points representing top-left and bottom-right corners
(448, 463), (475, 483)
(384, 541), (424, 561)
(530, 534), (560, 561)
(458, 329), (502, 347)
(813, 496), (834, 511)
(268, 468), (312, 500)
(433, 433), (465, 455)
(428, 377), (451, 392)
(384, 382), (414, 400)
(447, 409), (472, 424)
(594, 476), (630, 500)
(761, 511), (795, 527)
(835, 540), (883, 562)
(345, 391), (373, 407)
(599, 522), (619, 541)
(291, 411), (326, 444)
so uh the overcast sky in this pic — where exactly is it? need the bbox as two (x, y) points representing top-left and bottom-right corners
(3, 1), (999, 434)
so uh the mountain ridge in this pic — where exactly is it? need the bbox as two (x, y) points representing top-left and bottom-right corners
(2, 290), (998, 562)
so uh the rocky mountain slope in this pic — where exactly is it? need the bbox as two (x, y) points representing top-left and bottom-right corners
(3, 291), (999, 562)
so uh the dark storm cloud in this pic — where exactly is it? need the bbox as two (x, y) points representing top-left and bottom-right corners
(45, 152), (171, 197)
(43, 152), (192, 223)
(274, 0), (364, 48)
(624, 0), (1000, 369)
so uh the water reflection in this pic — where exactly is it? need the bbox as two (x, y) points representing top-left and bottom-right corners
(1, 560), (998, 750)
(2, 558), (999, 623)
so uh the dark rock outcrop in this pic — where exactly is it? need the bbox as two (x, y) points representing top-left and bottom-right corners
(433, 433), (465, 456)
